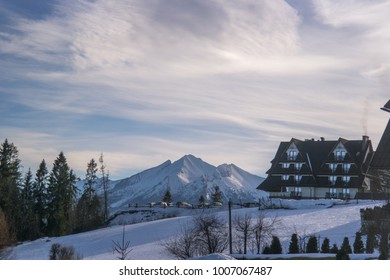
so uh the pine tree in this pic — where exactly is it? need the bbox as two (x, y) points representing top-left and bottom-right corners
(162, 190), (172, 204)
(340, 237), (352, 254)
(33, 159), (49, 235)
(288, 233), (299, 254)
(211, 186), (222, 204)
(0, 139), (22, 242)
(46, 152), (77, 236)
(270, 236), (282, 254)
(321, 237), (330, 253)
(198, 195), (205, 207)
(0, 208), (10, 249)
(353, 232), (365, 254)
(365, 230), (375, 254)
(99, 154), (109, 223)
(330, 243), (339, 253)
(75, 159), (103, 232)
(306, 236), (319, 253)
(20, 169), (40, 240)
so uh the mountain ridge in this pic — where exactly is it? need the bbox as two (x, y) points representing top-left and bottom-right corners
(106, 154), (266, 213)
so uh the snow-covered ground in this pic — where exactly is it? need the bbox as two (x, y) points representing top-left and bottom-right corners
(5, 199), (385, 260)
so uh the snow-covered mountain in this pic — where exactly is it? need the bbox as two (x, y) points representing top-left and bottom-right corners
(108, 154), (266, 213)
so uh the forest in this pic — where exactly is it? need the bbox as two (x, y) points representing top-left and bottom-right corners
(0, 139), (109, 250)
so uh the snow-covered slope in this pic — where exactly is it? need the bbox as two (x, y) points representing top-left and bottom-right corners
(109, 155), (265, 213)
(9, 200), (384, 260)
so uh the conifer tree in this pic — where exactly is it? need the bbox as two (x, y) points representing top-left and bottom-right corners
(330, 243), (339, 254)
(33, 159), (49, 235)
(365, 229), (375, 254)
(46, 152), (77, 236)
(353, 232), (365, 254)
(0, 208), (10, 249)
(162, 190), (172, 204)
(0, 139), (22, 242)
(288, 233), (299, 254)
(340, 237), (352, 254)
(99, 153), (109, 223)
(321, 237), (330, 253)
(270, 236), (282, 254)
(20, 169), (39, 240)
(75, 158), (103, 232)
(306, 236), (319, 253)
(211, 186), (222, 204)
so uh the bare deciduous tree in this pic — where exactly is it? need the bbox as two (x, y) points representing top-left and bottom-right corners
(163, 223), (198, 259)
(234, 213), (253, 254)
(252, 211), (280, 254)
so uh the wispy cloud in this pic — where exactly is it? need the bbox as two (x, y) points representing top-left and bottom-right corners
(1, 0), (389, 178)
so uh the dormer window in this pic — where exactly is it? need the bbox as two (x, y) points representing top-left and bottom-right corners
(288, 150), (298, 161)
(335, 151), (346, 161)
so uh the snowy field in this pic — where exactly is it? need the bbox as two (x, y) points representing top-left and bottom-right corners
(5, 199), (386, 260)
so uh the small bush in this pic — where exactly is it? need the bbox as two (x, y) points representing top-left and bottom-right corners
(49, 243), (82, 260)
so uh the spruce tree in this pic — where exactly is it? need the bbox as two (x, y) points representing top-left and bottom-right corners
(46, 152), (77, 236)
(99, 154), (109, 223)
(365, 230), (375, 254)
(306, 236), (319, 253)
(340, 237), (352, 254)
(20, 169), (40, 240)
(353, 232), (365, 254)
(198, 195), (205, 207)
(270, 236), (282, 254)
(321, 237), (330, 253)
(0, 139), (22, 242)
(211, 186), (222, 204)
(75, 159), (103, 232)
(0, 208), (11, 249)
(288, 233), (299, 254)
(33, 159), (49, 235)
(162, 190), (172, 204)
(330, 243), (339, 253)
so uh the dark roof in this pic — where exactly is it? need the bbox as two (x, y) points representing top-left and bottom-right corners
(370, 119), (390, 169)
(381, 99), (390, 113)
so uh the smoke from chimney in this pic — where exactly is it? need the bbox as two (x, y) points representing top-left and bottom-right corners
(361, 96), (371, 136)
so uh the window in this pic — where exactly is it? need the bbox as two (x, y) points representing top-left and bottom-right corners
(335, 151), (346, 161)
(295, 163), (303, 171)
(282, 175), (289, 181)
(329, 188), (337, 198)
(343, 163), (351, 173)
(288, 150), (298, 161)
(295, 175), (302, 184)
(282, 163), (290, 169)
(342, 188), (350, 194)
(329, 176), (337, 185)
(329, 163), (338, 173)
(343, 176), (350, 182)
(281, 187), (289, 193)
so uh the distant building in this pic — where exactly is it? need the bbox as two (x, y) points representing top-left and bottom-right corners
(257, 136), (374, 199)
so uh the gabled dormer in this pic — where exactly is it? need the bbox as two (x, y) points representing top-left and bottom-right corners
(286, 142), (299, 161)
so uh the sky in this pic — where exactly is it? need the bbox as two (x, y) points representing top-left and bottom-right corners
(1, 0), (390, 180)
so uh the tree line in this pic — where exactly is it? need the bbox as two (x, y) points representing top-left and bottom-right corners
(0, 139), (109, 250)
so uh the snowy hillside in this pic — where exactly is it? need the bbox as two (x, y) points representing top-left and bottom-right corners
(8, 200), (385, 260)
(108, 155), (266, 213)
